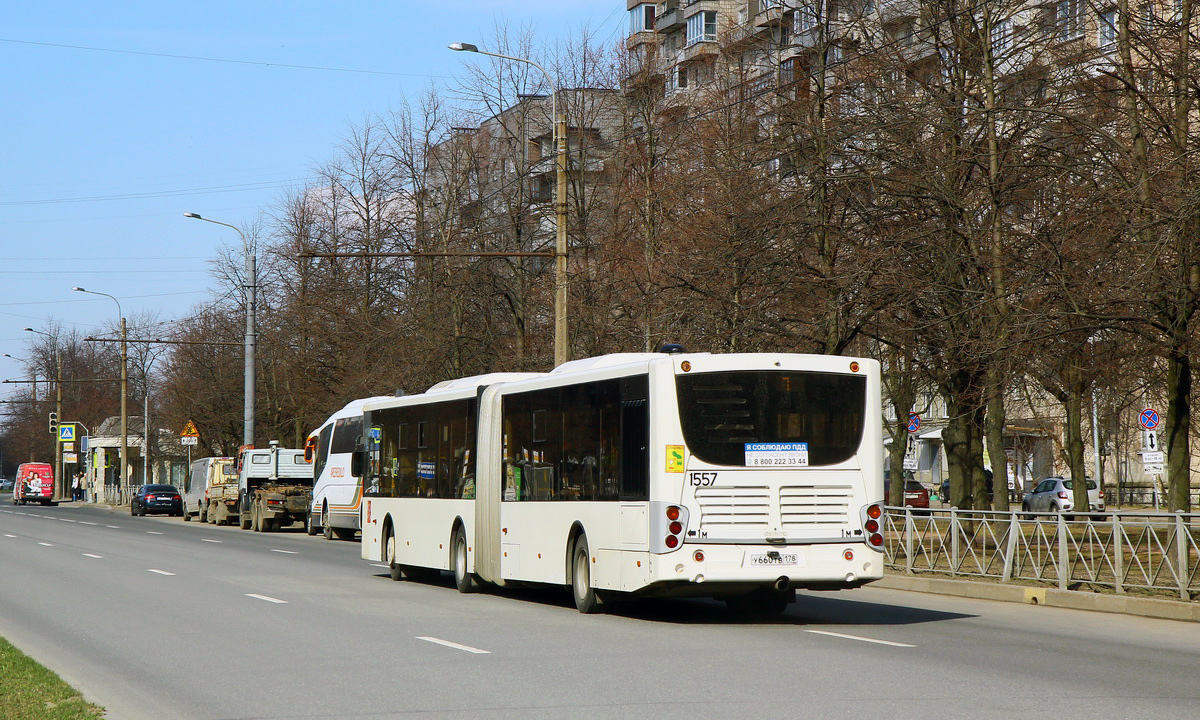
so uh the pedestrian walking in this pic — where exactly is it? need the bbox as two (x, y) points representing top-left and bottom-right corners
(71, 473), (81, 501)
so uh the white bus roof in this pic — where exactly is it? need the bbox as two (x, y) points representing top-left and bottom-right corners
(425, 372), (545, 393)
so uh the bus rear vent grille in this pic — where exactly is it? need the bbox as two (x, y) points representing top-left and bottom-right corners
(780, 485), (853, 526)
(695, 485), (771, 526)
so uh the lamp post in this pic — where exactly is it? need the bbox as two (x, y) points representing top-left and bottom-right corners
(184, 213), (256, 447)
(73, 287), (127, 494)
(450, 41), (569, 367)
(23, 328), (64, 501)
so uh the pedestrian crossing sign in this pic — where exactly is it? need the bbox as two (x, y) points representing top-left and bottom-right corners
(58, 424), (76, 442)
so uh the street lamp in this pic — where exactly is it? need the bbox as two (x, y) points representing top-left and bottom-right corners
(23, 327), (64, 501)
(184, 212), (256, 447)
(72, 287), (127, 493)
(450, 41), (569, 367)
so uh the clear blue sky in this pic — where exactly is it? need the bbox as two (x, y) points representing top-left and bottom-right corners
(0, 1), (624, 392)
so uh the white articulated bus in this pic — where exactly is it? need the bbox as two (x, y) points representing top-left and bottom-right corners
(360, 351), (884, 613)
(305, 396), (393, 539)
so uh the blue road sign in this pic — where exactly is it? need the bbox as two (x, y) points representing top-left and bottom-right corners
(58, 424), (76, 442)
(907, 413), (921, 433)
(1139, 408), (1160, 431)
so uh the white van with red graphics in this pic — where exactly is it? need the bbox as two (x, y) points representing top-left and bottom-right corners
(305, 396), (392, 540)
(14, 463), (54, 505)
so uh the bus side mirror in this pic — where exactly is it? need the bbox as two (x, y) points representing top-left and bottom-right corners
(304, 437), (317, 463)
(351, 450), (364, 479)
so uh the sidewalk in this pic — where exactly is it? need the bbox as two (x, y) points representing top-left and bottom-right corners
(876, 573), (1200, 623)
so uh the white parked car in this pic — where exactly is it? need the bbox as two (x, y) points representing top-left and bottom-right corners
(1022, 476), (1104, 518)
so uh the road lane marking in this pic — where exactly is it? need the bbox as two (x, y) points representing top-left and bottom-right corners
(804, 630), (915, 648)
(201, 539), (221, 543)
(83, 553), (103, 559)
(270, 549), (298, 554)
(60, 518), (76, 523)
(79, 522), (97, 526)
(246, 594), (288, 604)
(147, 569), (175, 576)
(38, 542), (54, 547)
(147, 531), (164, 535)
(417, 637), (491, 655)
(106, 525), (120, 529)
(4, 534), (17, 538)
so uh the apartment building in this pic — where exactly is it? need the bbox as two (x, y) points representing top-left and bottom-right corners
(423, 89), (624, 246)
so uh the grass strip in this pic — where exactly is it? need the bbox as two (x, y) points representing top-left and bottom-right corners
(0, 637), (104, 719)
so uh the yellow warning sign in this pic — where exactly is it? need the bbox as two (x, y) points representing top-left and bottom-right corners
(666, 445), (685, 473)
(181, 420), (200, 438)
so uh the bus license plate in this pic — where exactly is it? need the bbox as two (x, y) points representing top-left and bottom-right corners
(744, 552), (802, 568)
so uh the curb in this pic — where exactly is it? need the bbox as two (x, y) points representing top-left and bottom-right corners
(875, 574), (1200, 623)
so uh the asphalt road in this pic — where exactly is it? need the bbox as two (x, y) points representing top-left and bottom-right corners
(2, 499), (1198, 720)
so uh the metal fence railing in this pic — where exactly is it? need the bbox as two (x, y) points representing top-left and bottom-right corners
(883, 507), (1200, 601)
(103, 484), (137, 507)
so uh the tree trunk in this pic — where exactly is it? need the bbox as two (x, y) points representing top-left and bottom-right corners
(1065, 388), (1089, 512)
(1166, 344), (1192, 512)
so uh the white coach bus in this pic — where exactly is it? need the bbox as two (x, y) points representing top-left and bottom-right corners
(305, 396), (393, 539)
(360, 351), (884, 613)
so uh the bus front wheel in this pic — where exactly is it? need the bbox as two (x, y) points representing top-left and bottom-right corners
(571, 535), (605, 614)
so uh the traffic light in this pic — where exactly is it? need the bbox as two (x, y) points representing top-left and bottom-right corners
(48, 411), (58, 435)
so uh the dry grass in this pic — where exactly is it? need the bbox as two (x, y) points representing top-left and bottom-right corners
(0, 638), (104, 719)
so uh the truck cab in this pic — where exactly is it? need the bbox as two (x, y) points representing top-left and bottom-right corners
(237, 443), (314, 532)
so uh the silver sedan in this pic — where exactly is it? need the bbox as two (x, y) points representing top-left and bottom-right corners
(1022, 476), (1104, 518)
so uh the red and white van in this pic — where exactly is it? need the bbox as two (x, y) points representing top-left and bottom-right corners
(14, 463), (54, 505)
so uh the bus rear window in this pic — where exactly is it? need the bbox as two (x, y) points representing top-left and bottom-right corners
(676, 371), (866, 467)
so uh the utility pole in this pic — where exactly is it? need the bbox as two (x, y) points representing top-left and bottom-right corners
(184, 213), (256, 447)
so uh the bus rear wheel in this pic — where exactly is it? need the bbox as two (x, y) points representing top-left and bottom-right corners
(322, 505), (333, 540)
(386, 525), (403, 582)
(571, 535), (604, 614)
(452, 526), (477, 593)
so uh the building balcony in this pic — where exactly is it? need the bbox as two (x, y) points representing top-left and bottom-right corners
(626, 30), (657, 51)
(657, 7), (685, 31)
(879, 0), (919, 24)
(755, 5), (784, 27)
(681, 39), (720, 62)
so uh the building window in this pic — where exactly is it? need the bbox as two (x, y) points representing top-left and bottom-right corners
(1098, 8), (1118, 48)
(686, 10), (717, 46)
(991, 18), (1013, 57)
(630, 4), (656, 34)
(795, 2), (820, 32)
(1056, 0), (1085, 40)
(1139, 3), (1155, 31)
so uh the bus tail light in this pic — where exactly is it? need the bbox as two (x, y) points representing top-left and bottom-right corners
(860, 504), (885, 550)
(652, 502), (690, 553)
(694, 550), (705, 563)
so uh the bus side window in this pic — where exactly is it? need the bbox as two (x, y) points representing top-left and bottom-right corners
(620, 375), (649, 501)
